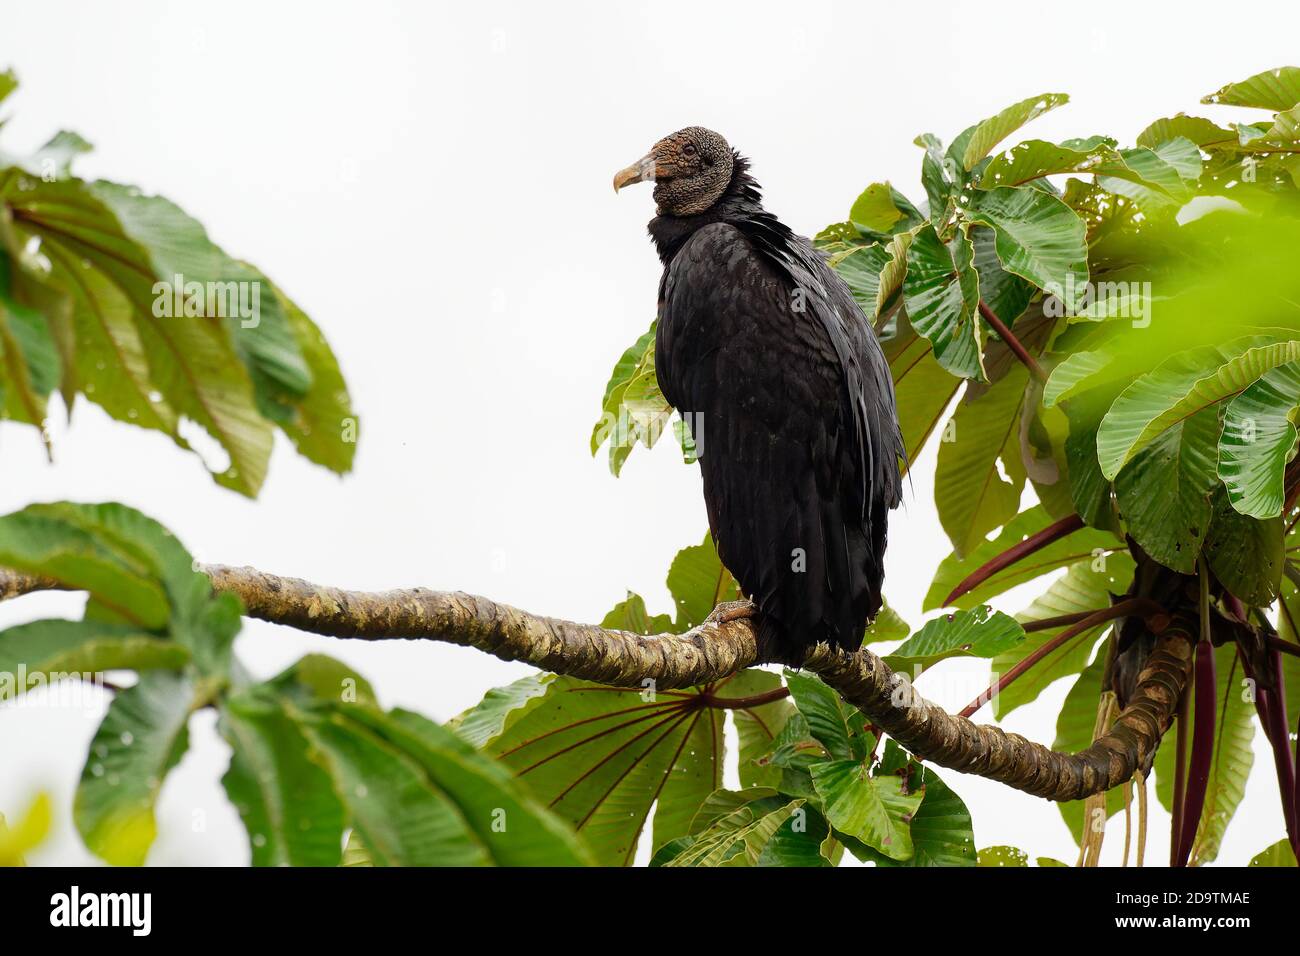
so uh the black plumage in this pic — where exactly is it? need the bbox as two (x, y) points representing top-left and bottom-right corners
(615, 128), (905, 657)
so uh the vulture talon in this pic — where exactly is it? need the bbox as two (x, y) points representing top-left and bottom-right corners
(705, 599), (758, 626)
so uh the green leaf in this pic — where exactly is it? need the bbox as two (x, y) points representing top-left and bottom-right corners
(1097, 336), (1300, 480)
(960, 94), (1070, 170)
(884, 606), (1025, 673)
(839, 766), (975, 867)
(2, 174), (273, 494)
(925, 504), (1123, 611)
(74, 671), (197, 866)
(916, 133), (956, 224)
(864, 600), (910, 644)
(963, 186), (1089, 312)
(218, 691), (347, 866)
(725, 669), (796, 790)
(831, 231), (913, 321)
(341, 830), (372, 866)
(2, 180), (176, 434)
(979, 139), (1108, 189)
(590, 320), (655, 454)
(262, 282), (357, 474)
(6, 501), (241, 677)
(0, 259), (77, 411)
(850, 182), (904, 233)
(1064, 389), (1120, 529)
(0, 619), (188, 700)
(784, 670), (870, 762)
(760, 711), (828, 780)
(1136, 114), (1235, 149)
(1095, 147), (1192, 211)
(345, 707), (594, 866)
(88, 182), (312, 398)
(1218, 362), (1300, 518)
(450, 672), (551, 748)
(0, 793), (52, 867)
(1151, 137), (1203, 183)
(934, 364), (1028, 556)
(1205, 490), (1282, 606)
(467, 674), (722, 865)
(599, 592), (674, 636)
(812, 760), (923, 861)
(902, 224), (984, 381)
(665, 532), (739, 628)
(1114, 408), (1220, 574)
(992, 557), (1135, 720)
(978, 845), (1029, 866)
(658, 794), (812, 867)
(265, 652), (378, 708)
(898, 768), (976, 867)
(0, 508), (170, 629)
(1250, 839), (1298, 867)
(689, 786), (782, 832)
(1045, 345), (1130, 408)
(885, 313), (963, 467)
(970, 225), (1032, 325)
(0, 130), (93, 180)
(1203, 67), (1300, 111)
(286, 701), (491, 866)
(264, 666), (589, 866)
(588, 321), (689, 475)
(0, 284), (60, 429)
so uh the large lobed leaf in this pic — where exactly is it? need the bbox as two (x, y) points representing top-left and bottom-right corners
(963, 185), (1089, 313)
(1114, 408), (1220, 574)
(1097, 335), (1300, 480)
(884, 606), (1025, 674)
(902, 224), (985, 382)
(1218, 361), (1300, 519)
(588, 319), (694, 475)
(1203, 67), (1300, 111)
(0, 73), (356, 494)
(933, 364), (1028, 556)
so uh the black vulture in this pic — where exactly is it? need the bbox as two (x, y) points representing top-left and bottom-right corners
(614, 126), (905, 658)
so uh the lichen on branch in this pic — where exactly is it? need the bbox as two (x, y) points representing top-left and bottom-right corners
(0, 563), (1193, 803)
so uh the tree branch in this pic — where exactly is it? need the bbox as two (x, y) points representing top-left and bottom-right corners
(1, 563), (1194, 803)
(978, 301), (1047, 383)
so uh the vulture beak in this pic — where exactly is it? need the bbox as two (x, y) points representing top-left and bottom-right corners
(613, 153), (656, 192)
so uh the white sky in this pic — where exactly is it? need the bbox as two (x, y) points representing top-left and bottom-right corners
(2, 0), (1297, 866)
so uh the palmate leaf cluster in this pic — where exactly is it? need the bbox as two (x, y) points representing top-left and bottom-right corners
(0, 70), (356, 495)
(0, 501), (593, 866)
(590, 67), (1300, 866)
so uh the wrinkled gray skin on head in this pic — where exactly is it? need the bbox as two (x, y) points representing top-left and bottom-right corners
(651, 127), (735, 216)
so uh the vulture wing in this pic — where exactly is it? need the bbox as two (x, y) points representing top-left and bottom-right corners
(656, 220), (903, 655)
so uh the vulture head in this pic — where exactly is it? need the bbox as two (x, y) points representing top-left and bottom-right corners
(613, 126), (735, 216)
